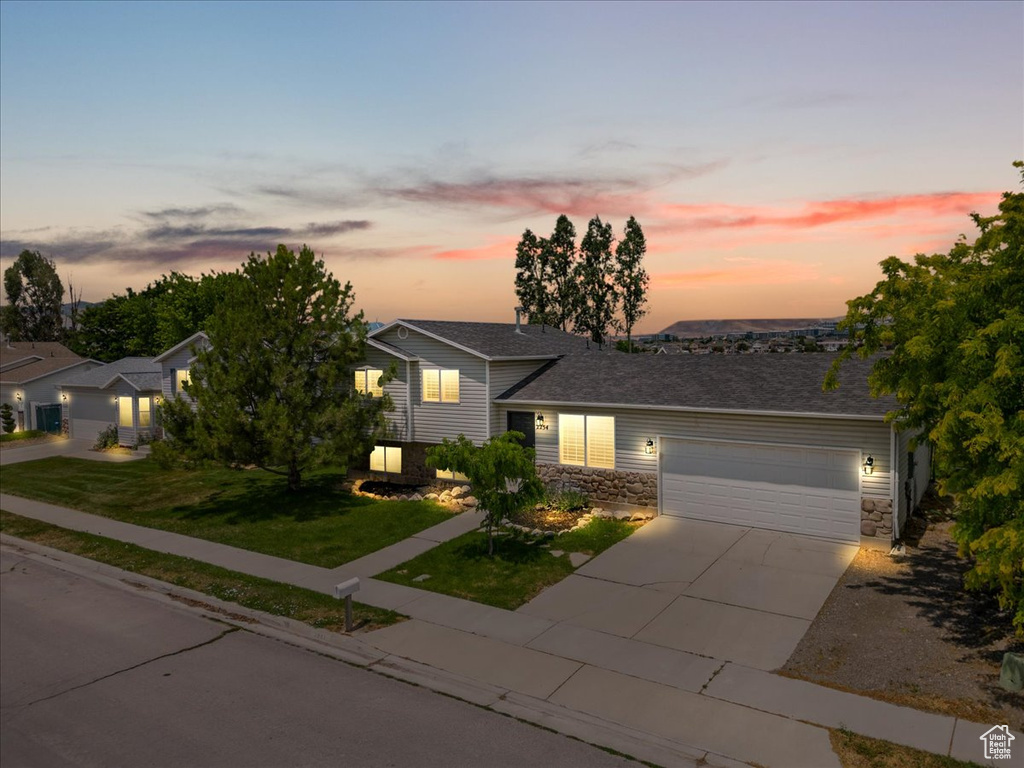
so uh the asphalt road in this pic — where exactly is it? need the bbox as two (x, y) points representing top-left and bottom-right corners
(0, 547), (632, 768)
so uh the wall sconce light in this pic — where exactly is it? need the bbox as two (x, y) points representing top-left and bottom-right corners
(15, 392), (23, 402)
(863, 455), (874, 475)
(535, 413), (545, 429)
(113, 396), (119, 404)
(645, 438), (656, 456)
(62, 393), (68, 402)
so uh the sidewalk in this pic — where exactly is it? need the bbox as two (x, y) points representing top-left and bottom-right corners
(1, 493), (1017, 767)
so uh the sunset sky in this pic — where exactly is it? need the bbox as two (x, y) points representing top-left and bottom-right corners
(1, 1), (1020, 334)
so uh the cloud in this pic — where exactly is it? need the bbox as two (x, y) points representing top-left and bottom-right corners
(652, 260), (821, 289)
(432, 236), (521, 261)
(141, 204), (243, 220)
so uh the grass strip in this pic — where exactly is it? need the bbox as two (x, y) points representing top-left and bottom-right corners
(0, 510), (402, 632)
(830, 728), (980, 768)
(378, 518), (640, 610)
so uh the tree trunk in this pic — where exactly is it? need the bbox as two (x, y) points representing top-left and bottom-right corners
(287, 461), (301, 492)
(627, 329), (631, 353)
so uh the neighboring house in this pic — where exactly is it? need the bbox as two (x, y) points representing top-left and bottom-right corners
(354, 318), (930, 546)
(153, 331), (209, 404)
(60, 357), (163, 446)
(0, 341), (101, 432)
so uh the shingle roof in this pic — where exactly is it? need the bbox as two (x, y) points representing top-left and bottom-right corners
(387, 320), (600, 359)
(1, 341), (79, 359)
(497, 353), (894, 418)
(0, 357), (96, 384)
(60, 357), (162, 390)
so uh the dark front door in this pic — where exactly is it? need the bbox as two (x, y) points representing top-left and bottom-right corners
(506, 411), (536, 449)
(35, 403), (62, 434)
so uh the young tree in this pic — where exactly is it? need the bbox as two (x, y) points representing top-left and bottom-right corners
(543, 215), (579, 331)
(826, 163), (1024, 633)
(160, 244), (393, 492)
(574, 216), (618, 345)
(426, 432), (544, 555)
(614, 216), (649, 351)
(1, 250), (65, 341)
(513, 229), (550, 324)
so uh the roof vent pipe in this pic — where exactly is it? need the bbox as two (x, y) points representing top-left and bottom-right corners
(514, 306), (524, 334)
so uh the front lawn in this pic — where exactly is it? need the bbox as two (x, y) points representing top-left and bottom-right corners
(0, 457), (454, 568)
(377, 518), (640, 610)
(0, 510), (402, 631)
(830, 728), (977, 768)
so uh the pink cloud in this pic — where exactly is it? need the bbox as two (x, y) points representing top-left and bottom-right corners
(651, 260), (820, 289)
(432, 236), (521, 261)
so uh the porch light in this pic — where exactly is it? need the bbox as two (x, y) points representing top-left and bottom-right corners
(61, 393), (68, 402)
(15, 392), (22, 402)
(863, 455), (874, 475)
(535, 413), (544, 429)
(645, 438), (656, 456)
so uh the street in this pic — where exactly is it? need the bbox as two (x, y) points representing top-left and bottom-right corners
(0, 546), (632, 768)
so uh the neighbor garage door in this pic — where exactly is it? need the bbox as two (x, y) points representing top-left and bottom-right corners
(659, 437), (861, 543)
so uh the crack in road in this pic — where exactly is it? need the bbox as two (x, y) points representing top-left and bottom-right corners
(13, 627), (241, 710)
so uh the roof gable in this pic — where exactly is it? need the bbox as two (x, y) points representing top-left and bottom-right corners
(370, 319), (598, 360)
(153, 331), (209, 362)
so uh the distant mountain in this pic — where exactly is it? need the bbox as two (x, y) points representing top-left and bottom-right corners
(660, 318), (843, 337)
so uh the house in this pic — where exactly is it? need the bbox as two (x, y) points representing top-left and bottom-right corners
(153, 331), (209, 403)
(59, 357), (163, 446)
(354, 318), (930, 546)
(0, 341), (101, 432)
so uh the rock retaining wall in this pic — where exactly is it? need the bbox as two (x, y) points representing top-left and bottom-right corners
(860, 497), (893, 540)
(537, 463), (658, 507)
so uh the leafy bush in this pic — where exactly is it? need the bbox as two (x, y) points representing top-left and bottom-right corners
(93, 425), (119, 450)
(550, 487), (590, 512)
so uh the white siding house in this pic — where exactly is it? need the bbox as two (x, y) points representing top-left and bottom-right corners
(60, 357), (163, 446)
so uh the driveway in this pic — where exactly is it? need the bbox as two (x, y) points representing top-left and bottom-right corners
(517, 516), (859, 670)
(0, 438), (145, 466)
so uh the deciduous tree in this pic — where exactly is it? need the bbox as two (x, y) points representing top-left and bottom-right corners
(160, 245), (393, 492)
(513, 229), (550, 324)
(426, 432), (544, 555)
(574, 216), (618, 345)
(1, 250), (65, 341)
(543, 215), (579, 331)
(614, 216), (649, 351)
(827, 163), (1024, 633)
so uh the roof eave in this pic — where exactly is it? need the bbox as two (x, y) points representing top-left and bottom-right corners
(366, 338), (420, 361)
(373, 320), (492, 360)
(492, 397), (888, 421)
(153, 331), (210, 363)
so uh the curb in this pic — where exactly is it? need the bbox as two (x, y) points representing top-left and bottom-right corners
(1, 534), (733, 768)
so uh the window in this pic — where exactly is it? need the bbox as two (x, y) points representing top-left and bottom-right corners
(436, 468), (470, 482)
(355, 368), (384, 397)
(138, 397), (152, 428)
(422, 369), (459, 403)
(118, 398), (133, 428)
(370, 445), (402, 474)
(559, 414), (615, 469)
(179, 369), (191, 392)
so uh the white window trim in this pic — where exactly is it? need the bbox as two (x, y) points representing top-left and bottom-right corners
(421, 368), (460, 404)
(558, 413), (615, 469)
(370, 445), (402, 474)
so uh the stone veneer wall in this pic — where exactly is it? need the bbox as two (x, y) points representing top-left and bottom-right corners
(537, 463), (658, 507)
(350, 440), (435, 484)
(860, 498), (893, 540)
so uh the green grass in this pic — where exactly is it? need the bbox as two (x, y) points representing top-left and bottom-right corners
(377, 518), (640, 610)
(0, 510), (403, 631)
(830, 727), (981, 767)
(0, 457), (453, 568)
(0, 429), (49, 443)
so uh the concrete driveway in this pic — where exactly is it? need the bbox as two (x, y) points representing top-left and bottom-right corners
(0, 437), (145, 466)
(518, 516), (859, 670)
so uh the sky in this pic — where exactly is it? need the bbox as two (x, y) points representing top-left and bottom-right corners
(1, 1), (1021, 334)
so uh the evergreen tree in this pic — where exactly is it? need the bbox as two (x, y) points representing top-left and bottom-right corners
(574, 216), (618, 344)
(159, 245), (393, 491)
(543, 215), (579, 331)
(513, 229), (550, 324)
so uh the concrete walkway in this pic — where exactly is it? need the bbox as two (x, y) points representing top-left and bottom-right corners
(0, 493), (1017, 767)
(0, 437), (147, 466)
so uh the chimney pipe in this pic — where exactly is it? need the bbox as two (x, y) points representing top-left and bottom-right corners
(514, 306), (524, 334)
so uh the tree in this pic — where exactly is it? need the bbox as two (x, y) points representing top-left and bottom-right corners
(543, 215), (579, 331)
(426, 432), (544, 555)
(513, 229), (550, 324)
(0, 403), (15, 434)
(826, 163), (1024, 633)
(1, 250), (65, 341)
(574, 216), (618, 345)
(159, 244), (393, 491)
(614, 216), (649, 351)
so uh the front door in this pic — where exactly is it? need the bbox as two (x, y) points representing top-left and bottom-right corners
(506, 411), (536, 449)
(35, 403), (62, 434)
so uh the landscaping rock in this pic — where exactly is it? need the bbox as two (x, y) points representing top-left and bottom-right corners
(412, 574), (431, 582)
(398, 494), (409, 501)
(535, 503), (546, 511)
(569, 552), (591, 567)
(461, 496), (478, 507)
(531, 529), (543, 537)
(460, 485), (472, 494)
(450, 487), (466, 499)
(613, 510), (633, 520)
(861, 520), (877, 536)
(630, 514), (647, 522)
(409, 493), (423, 502)
(424, 493), (439, 501)
(549, 550), (564, 557)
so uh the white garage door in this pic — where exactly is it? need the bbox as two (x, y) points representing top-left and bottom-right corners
(660, 437), (861, 543)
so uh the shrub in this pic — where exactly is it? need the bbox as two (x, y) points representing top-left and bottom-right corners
(93, 425), (119, 450)
(551, 487), (590, 512)
(0, 403), (15, 434)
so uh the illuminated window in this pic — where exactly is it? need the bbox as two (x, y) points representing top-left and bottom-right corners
(422, 369), (459, 403)
(179, 369), (191, 392)
(138, 397), (152, 428)
(436, 468), (470, 482)
(370, 445), (402, 474)
(118, 398), (133, 428)
(559, 414), (614, 469)
(355, 368), (384, 397)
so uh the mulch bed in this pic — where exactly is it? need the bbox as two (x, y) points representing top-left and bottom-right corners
(507, 504), (590, 532)
(357, 480), (431, 496)
(782, 488), (1023, 728)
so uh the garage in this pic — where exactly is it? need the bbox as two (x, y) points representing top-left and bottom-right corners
(659, 437), (862, 543)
